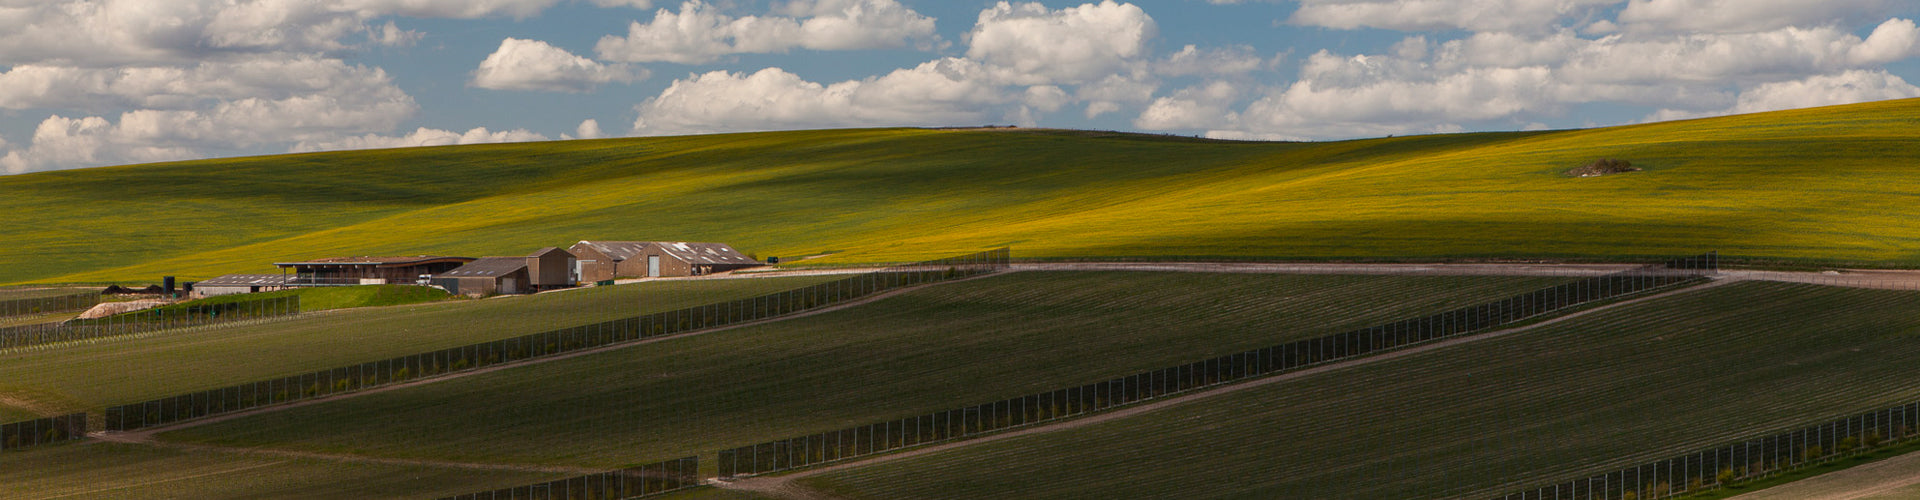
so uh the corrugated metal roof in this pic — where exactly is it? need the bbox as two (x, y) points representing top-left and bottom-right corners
(437, 257), (528, 278)
(197, 274), (291, 286)
(575, 241), (759, 265)
(575, 241), (652, 261)
(274, 256), (475, 267)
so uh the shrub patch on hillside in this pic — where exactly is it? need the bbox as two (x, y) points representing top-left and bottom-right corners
(1566, 158), (1642, 177)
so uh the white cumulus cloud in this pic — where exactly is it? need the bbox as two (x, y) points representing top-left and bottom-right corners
(0, 56), (405, 112)
(1618, 0), (1906, 34)
(1647, 70), (1920, 121)
(564, 119), (607, 140)
(1134, 80), (1242, 130)
(966, 1), (1157, 85)
(0, 55), (418, 172)
(595, 0), (937, 64)
(292, 126), (550, 153)
(473, 38), (643, 92)
(1289, 0), (1620, 33)
(631, 61), (1021, 136)
(1170, 15), (1920, 140)
(0, 0), (563, 66)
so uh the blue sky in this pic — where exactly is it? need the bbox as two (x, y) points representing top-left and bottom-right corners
(3, 0), (1918, 173)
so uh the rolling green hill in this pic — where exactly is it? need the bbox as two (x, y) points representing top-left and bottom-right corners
(5, 99), (1920, 285)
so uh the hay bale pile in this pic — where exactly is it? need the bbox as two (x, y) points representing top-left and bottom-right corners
(1565, 159), (1641, 177)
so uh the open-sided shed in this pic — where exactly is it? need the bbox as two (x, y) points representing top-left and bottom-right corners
(274, 256), (474, 286)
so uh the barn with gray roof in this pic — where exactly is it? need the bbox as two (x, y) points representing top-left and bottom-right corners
(431, 247), (577, 296)
(432, 257), (530, 296)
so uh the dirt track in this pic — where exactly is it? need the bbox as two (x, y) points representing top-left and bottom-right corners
(713, 278), (1744, 499)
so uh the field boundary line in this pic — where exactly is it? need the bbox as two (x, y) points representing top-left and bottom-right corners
(103, 269), (1015, 442)
(715, 277), (1745, 499)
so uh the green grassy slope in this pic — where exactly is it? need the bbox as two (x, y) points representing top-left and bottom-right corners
(157, 272), (1567, 470)
(0, 275), (836, 417)
(800, 281), (1920, 499)
(5, 99), (1920, 284)
(0, 442), (561, 499)
(197, 284), (448, 312)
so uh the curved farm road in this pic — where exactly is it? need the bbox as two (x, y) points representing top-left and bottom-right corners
(714, 278), (1745, 500)
(1729, 450), (1920, 500)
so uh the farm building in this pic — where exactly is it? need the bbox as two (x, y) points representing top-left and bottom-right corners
(274, 256), (474, 286)
(525, 247), (577, 290)
(569, 241), (761, 280)
(432, 257), (529, 296)
(193, 274), (291, 297)
(432, 248), (577, 297)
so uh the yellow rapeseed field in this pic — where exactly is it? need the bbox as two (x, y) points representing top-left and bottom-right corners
(4, 99), (1918, 284)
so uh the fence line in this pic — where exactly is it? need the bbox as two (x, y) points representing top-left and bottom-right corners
(1495, 400), (1920, 500)
(0, 292), (100, 318)
(715, 253), (1719, 478)
(436, 456), (700, 500)
(0, 413), (86, 452)
(103, 248), (1012, 432)
(0, 295), (301, 351)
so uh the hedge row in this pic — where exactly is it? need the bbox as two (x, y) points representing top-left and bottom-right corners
(0, 413), (85, 452)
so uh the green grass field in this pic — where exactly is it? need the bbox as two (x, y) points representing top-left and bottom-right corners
(182, 285), (449, 313)
(0, 442), (562, 499)
(0, 275), (836, 417)
(4, 99), (1920, 285)
(156, 272), (1568, 471)
(797, 281), (1920, 499)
